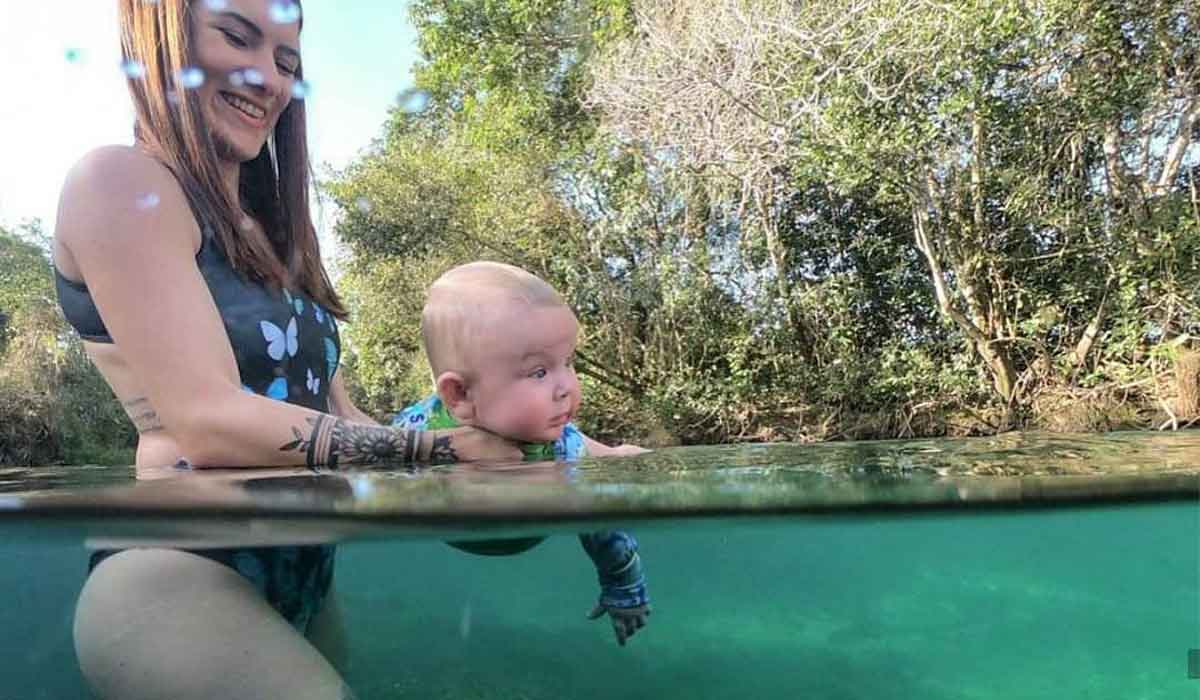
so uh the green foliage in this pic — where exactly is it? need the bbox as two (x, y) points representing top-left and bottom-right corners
(326, 0), (1198, 444)
(0, 223), (135, 466)
(0, 222), (54, 354)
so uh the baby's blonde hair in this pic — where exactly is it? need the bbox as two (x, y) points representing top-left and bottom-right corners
(422, 261), (567, 378)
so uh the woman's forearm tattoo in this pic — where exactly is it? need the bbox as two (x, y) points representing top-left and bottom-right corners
(122, 397), (163, 434)
(429, 434), (457, 463)
(279, 415), (443, 470)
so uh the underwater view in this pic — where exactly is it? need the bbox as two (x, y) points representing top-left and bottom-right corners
(2, 433), (1196, 699)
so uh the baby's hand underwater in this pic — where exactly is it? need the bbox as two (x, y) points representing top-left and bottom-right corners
(587, 602), (651, 646)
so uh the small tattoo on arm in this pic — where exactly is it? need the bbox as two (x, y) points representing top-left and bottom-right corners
(428, 435), (457, 463)
(278, 416), (425, 471)
(121, 397), (163, 434)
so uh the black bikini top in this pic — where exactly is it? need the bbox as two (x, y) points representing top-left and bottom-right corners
(55, 228), (341, 412)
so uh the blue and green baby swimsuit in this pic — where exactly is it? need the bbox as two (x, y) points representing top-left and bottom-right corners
(393, 395), (649, 610)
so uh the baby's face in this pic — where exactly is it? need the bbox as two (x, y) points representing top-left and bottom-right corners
(465, 303), (581, 444)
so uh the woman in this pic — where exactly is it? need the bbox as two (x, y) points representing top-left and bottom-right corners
(53, 1), (521, 697)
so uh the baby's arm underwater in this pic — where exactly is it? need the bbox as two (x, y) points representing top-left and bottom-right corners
(579, 530), (650, 646)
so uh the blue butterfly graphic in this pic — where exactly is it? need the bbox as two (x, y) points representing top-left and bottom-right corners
(283, 289), (305, 316)
(261, 318), (299, 360)
(324, 337), (338, 381)
(265, 377), (288, 400)
(306, 368), (321, 395)
(314, 304), (325, 324)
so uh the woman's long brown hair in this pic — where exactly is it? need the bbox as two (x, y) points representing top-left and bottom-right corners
(117, 0), (346, 318)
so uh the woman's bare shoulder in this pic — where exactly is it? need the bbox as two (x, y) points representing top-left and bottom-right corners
(56, 145), (199, 251)
(63, 145), (175, 193)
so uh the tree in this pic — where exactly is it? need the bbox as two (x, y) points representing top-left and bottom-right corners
(0, 222), (136, 465)
(588, 0), (1199, 417)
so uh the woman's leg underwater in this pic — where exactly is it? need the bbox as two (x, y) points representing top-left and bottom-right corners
(308, 580), (350, 677)
(74, 549), (353, 700)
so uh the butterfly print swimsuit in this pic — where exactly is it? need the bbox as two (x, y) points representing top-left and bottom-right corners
(56, 225), (342, 632)
(56, 225), (341, 411)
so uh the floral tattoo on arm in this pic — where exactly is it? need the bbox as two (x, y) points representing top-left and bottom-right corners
(279, 415), (459, 470)
(279, 415), (417, 470)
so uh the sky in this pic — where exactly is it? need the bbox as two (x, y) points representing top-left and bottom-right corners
(0, 1), (423, 247)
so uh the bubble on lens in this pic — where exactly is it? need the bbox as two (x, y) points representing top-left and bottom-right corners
(166, 89), (181, 105)
(396, 87), (430, 114)
(355, 197), (372, 214)
(459, 603), (472, 640)
(176, 66), (205, 89)
(269, 0), (301, 24)
(242, 68), (264, 86)
(135, 192), (161, 210)
(120, 59), (146, 79)
(348, 475), (374, 499)
(203, 0), (228, 9)
(229, 70), (245, 87)
(65, 48), (84, 63)
(290, 80), (311, 100)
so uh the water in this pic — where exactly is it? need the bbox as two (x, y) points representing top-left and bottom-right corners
(1, 432), (1197, 699)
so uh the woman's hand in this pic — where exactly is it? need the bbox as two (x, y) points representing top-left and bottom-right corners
(420, 426), (523, 464)
(582, 435), (651, 457)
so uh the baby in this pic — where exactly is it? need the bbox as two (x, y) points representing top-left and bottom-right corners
(392, 261), (650, 645)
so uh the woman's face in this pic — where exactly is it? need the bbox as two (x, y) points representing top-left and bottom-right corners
(189, 0), (301, 163)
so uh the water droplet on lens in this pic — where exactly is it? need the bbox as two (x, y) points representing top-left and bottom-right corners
(290, 80), (311, 100)
(176, 66), (205, 89)
(121, 59), (146, 79)
(166, 90), (181, 105)
(242, 68), (264, 86)
(355, 197), (372, 214)
(135, 192), (160, 210)
(239, 216), (255, 231)
(229, 70), (245, 87)
(269, 0), (301, 24)
(459, 603), (472, 640)
(203, 0), (228, 9)
(396, 88), (430, 114)
(65, 48), (84, 63)
(349, 476), (374, 499)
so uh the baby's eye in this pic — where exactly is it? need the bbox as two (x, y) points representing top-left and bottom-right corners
(530, 368), (548, 380)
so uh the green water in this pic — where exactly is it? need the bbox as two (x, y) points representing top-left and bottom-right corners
(3, 434), (1198, 698)
(4, 502), (1195, 699)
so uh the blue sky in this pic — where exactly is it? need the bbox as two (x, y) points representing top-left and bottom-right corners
(0, 2), (422, 243)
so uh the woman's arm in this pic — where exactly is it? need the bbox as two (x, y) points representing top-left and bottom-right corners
(57, 148), (519, 468)
(582, 435), (649, 457)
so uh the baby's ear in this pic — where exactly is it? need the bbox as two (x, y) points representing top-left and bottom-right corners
(436, 372), (476, 422)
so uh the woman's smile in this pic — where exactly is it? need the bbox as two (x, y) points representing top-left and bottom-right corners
(218, 91), (269, 128)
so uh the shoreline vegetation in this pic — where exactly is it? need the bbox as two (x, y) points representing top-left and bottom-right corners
(2, 0), (1197, 466)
